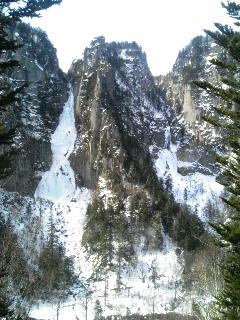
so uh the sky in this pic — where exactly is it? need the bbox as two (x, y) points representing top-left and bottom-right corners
(25, 0), (233, 75)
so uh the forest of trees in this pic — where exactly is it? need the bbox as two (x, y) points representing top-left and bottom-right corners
(0, 212), (76, 319)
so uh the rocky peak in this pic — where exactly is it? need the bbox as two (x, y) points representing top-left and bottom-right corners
(68, 38), (171, 190)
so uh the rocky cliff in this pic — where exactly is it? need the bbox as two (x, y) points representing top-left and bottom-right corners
(0, 23), (68, 196)
(155, 35), (228, 149)
(0, 26), (228, 320)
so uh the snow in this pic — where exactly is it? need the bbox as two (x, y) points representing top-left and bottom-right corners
(115, 72), (128, 91)
(98, 176), (116, 209)
(30, 231), (192, 320)
(34, 59), (44, 71)
(29, 88), (94, 317)
(0, 39), (227, 319)
(152, 140), (224, 220)
(164, 126), (171, 148)
(32, 88), (94, 276)
(119, 49), (134, 61)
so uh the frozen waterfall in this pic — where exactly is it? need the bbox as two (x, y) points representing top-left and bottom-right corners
(32, 87), (92, 273)
(34, 89), (77, 201)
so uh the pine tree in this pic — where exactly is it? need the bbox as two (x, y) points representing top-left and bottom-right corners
(194, 2), (240, 318)
(0, 217), (34, 320)
(38, 216), (78, 303)
(94, 299), (103, 320)
(38, 214), (75, 300)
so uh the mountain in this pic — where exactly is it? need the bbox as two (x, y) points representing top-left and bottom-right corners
(0, 25), (228, 320)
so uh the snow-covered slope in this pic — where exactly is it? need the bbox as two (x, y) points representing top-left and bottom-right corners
(150, 139), (224, 221)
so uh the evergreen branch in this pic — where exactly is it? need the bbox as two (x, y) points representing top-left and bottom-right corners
(221, 77), (240, 88)
(209, 58), (237, 71)
(202, 115), (226, 128)
(222, 1), (240, 20)
(214, 23), (234, 36)
(9, 0), (62, 19)
(221, 196), (240, 212)
(212, 106), (240, 120)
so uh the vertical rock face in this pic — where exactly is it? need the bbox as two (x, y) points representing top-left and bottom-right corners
(69, 37), (168, 189)
(182, 83), (200, 127)
(155, 35), (227, 146)
(0, 23), (69, 196)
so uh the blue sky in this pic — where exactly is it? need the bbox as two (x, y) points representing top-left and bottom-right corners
(26, 0), (233, 75)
